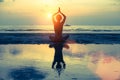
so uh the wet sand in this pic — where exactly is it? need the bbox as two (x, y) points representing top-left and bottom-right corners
(0, 44), (120, 80)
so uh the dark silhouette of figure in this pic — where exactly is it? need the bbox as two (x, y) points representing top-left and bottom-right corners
(49, 42), (67, 69)
(52, 7), (66, 41)
(49, 7), (69, 77)
(49, 42), (69, 76)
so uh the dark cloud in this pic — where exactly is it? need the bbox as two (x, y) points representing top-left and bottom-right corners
(9, 67), (47, 80)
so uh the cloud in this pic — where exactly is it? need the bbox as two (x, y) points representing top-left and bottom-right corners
(0, 0), (4, 2)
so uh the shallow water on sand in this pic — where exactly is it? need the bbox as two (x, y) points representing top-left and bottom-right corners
(0, 44), (120, 80)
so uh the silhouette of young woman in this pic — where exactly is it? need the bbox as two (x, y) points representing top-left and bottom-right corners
(52, 7), (66, 41)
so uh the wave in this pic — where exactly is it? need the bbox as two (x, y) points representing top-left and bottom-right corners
(0, 25), (120, 33)
(1, 29), (120, 32)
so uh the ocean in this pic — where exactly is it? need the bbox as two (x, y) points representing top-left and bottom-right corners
(0, 25), (120, 44)
(0, 25), (120, 33)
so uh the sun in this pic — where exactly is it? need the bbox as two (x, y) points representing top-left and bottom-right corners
(47, 13), (52, 18)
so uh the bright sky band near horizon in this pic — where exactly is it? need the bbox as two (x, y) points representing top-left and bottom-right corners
(0, 0), (120, 25)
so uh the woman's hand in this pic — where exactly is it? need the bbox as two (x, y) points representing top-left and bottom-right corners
(58, 7), (61, 13)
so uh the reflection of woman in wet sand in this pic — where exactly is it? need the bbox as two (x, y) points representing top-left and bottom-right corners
(52, 7), (66, 41)
(49, 42), (69, 77)
(49, 42), (68, 69)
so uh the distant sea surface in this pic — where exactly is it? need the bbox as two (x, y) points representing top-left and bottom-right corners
(0, 25), (120, 33)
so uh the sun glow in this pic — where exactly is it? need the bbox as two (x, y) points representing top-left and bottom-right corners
(42, 0), (58, 5)
(47, 13), (52, 18)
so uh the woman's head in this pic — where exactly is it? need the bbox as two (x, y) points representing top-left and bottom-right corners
(56, 62), (62, 69)
(56, 14), (62, 22)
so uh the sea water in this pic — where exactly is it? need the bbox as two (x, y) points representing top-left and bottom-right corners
(0, 25), (120, 33)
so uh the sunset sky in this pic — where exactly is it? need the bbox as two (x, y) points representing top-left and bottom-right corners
(0, 0), (120, 25)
